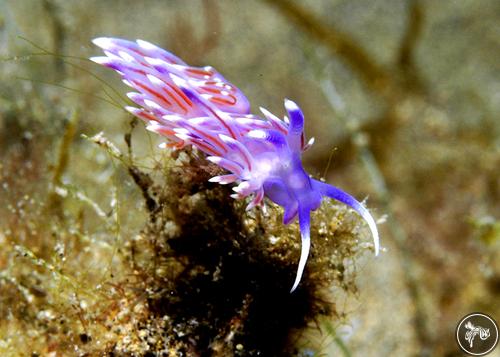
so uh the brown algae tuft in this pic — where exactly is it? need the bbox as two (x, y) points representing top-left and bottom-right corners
(104, 146), (371, 356)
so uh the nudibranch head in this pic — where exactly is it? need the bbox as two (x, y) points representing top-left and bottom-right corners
(91, 37), (379, 293)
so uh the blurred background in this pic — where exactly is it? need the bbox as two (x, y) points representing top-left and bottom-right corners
(0, 0), (499, 356)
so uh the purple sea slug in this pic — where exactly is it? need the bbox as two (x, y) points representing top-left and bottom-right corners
(91, 38), (379, 292)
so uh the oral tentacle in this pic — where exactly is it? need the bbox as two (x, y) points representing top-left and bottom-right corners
(312, 180), (380, 256)
(290, 204), (311, 293)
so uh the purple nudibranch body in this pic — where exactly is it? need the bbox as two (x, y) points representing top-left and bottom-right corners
(91, 37), (380, 292)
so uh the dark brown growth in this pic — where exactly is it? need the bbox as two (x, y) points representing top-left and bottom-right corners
(111, 147), (364, 356)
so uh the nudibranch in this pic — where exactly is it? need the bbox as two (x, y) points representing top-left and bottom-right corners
(91, 38), (379, 292)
